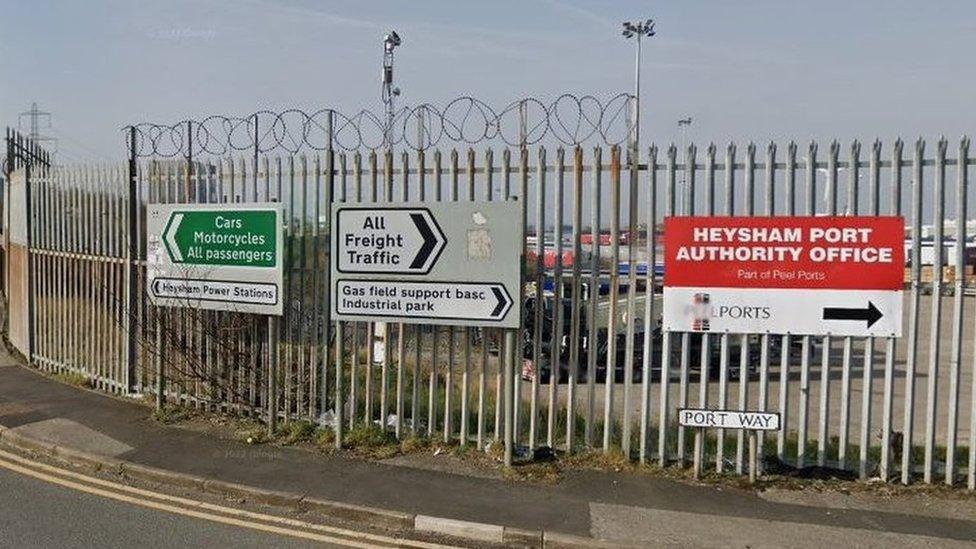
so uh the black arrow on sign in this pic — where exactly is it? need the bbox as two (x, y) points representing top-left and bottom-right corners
(822, 301), (883, 328)
(490, 286), (512, 319)
(409, 213), (439, 269)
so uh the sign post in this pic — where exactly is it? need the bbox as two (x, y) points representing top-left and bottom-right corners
(146, 203), (284, 430)
(666, 216), (904, 480)
(331, 201), (522, 463)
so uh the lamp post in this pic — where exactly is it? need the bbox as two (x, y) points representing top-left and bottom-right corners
(621, 19), (655, 146)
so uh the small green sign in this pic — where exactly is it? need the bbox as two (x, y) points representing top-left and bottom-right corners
(162, 209), (277, 268)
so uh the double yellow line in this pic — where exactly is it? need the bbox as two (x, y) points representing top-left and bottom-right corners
(0, 447), (458, 548)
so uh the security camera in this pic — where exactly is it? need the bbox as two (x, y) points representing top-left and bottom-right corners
(384, 31), (401, 48)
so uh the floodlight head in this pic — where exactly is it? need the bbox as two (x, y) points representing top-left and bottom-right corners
(622, 19), (654, 39)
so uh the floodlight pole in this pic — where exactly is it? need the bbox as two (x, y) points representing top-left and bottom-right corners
(633, 32), (642, 146)
(622, 19), (655, 150)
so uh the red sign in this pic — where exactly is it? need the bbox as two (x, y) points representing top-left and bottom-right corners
(664, 216), (904, 290)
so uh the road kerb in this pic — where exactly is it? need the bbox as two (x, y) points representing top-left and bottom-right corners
(0, 422), (617, 547)
(503, 526), (544, 548)
(415, 515), (505, 543)
(202, 478), (305, 508)
(542, 530), (641, 549)
(303, 496), (415, 531)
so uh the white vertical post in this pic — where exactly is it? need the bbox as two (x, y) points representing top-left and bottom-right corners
(902, 138), (924, 485)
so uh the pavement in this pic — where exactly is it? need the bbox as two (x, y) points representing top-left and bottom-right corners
(1, 349), (976, 547)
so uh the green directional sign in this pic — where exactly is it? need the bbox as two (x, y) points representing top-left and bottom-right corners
(162, 209), (277, 268)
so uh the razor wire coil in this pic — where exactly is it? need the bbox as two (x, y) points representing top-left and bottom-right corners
(125, 94), (635, 158)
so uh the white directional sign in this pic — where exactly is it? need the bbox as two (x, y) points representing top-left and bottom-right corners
(678, 408), (781, 431)
(336, 280), (513, 323)
(331, 201), (522, 328)
(336, 208), (446, 274)
(146, 203), (283, 315)
(663, 288), (902, 337)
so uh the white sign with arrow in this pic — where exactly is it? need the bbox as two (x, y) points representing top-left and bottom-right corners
(663, 287), (902, 337)
(330, 201), (522, 328)
(335, 280), (513, 323)
(336, 208), (446, 274)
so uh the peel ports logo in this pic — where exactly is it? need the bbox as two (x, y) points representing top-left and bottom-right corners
(691, 292), (711, 331)
(687, 292), (773, 331)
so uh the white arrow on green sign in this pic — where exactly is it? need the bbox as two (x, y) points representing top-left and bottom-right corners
(162, 209), (277, 268)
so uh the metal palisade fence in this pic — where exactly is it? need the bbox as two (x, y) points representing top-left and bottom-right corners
(4, 108), (976, 488)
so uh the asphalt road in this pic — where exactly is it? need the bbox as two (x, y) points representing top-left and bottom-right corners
(0, 466), (330, 549)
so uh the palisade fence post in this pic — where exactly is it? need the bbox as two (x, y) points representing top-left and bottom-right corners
(757, 141), (776, 476)
(622, 95), (639, 459)
(504, 325), (515, 467)
(4, 128), (11, 331)
(945, 136), (966, 486)
(515, 129), (528, 449)
(902, 138), (924, 485)
(185, 120), (193, 201)
(659, 144), (676, 466)
(125, 126), (139, 394)
(639, 144), (658, 465)
(797, 141), (816, 469)
(265, 132), (279, 438)
(25, 141), (34, 365)
(549, 147), (564, 449)
(333, 121), (346, 449)
(880, 138), (903, 482)
(321, 110), (334, 426)
(923, 138), (948, 484)
(566, 145), (583, 454)
(860, 140), (881, 480)
(252, 116), (261, 417)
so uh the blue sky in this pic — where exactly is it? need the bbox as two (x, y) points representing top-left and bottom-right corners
(1, 0), (973, 161)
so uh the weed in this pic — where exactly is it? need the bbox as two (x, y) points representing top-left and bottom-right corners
(279, 420), (317, 445)
(314, 427), (336, 448)
(151, 404), (194, 425)
(236, 422), (269, 445)
(52, 372), (91, 389)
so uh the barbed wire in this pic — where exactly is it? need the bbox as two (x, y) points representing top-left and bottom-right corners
(124, 94), (635, 158)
